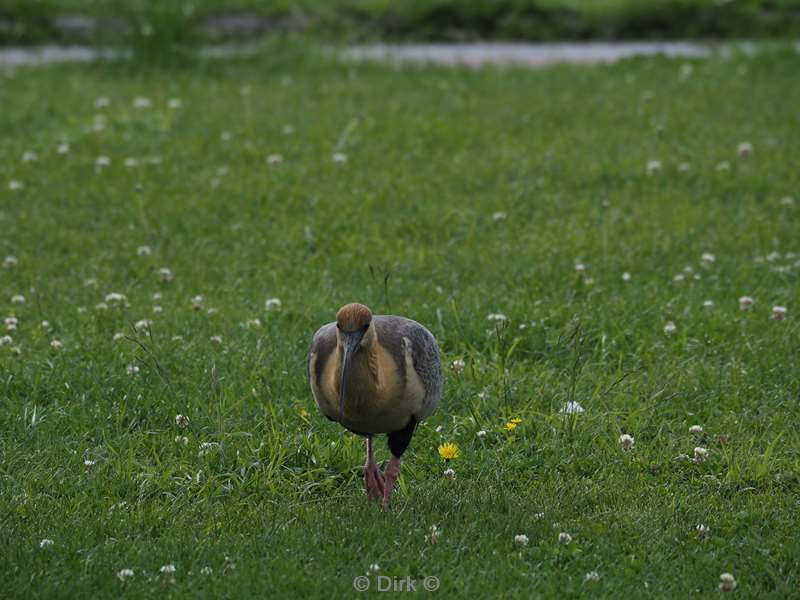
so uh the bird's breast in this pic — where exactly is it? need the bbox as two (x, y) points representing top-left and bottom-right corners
(323, 344), (421, 434)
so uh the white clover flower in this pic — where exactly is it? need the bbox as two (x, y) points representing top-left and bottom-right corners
(198, 442), (218, 457)
(646, 160), (662, 175)
(585, 571), (600, 582)
(50, 339), (63, 350)
(174, 435), (188, 445)
(153, 306), (163, 314)
(3, 255), (17, 269)
(715, 161), (731, 172)
(175, 414), (190, 428)
(700, 252), (716, 268)
(39, 538), (54, 549)
(265, 297), (282, 311)
(117, 568), (134, 581)
(158, 268), (174, 283)
(11, 294), (25, 304)
(57, 142), (70, 155)
(486, 313), (508, 325)
(5, 317), (18, 331)
(766, 251), (780, 263)
(558, 532), (572, 545)
(123, 158), (139, 169)
(693, 447), (708, 464)
(477, 430), (487, 438)
(622, 271), (631, 282)
(210, 335), (223, 345)
(719, 573), (736, 592)
(332, 152), (347, 164)
(133, 97), (152, 109)
(84, 459), (96, 471)
(560, 401), (584, 415)
(492, 211), (507, 222)
(134, 319), (152, 334)
(152, 292), (162, 301)
(160, 564), (176, 582)
(95, 156), (111, 169)
(695, 524), (709, 538)
(267, 154), (283, 166)
(514, 534), (529, 546)
(113, 332), (125, 341)
(168, 98), (182, 110)
(0, 335), (13, 347)
(427, 524), (441, 545)
(703, 300), (714, 308)
(739, 296), (754, 311)
(191, 296), (203, 311)
(663, 321), (677, 336)
(84, 278), (98, 288)
(22, 151), (38, 163)
(772, 306), (787, 321)
(206, 308), (218, 316)
(126, 364), (139, 376)
(443, 467), (456, 479)
(619, 433), (635, 452)
(9, 180), (24, 191)
(200, 566), (213, 575)
(689, 425), (704, 436)
(95, 96), (109, 108)
(451, 358), (466, 374)
(245, 318), (262, 329)
(673, 273), (685, 282)
(779, 196), (794, 208)
(737, 142), (753, 158)
(574, 263), (586, 276)
(369, 563), (380, 572)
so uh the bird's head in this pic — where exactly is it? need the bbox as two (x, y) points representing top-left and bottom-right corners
(336, 302), (372, 333)
(336, 303), (373, 417)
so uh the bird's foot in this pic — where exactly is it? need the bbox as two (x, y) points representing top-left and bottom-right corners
(381, 456), (401, 510)
(364, 461), (385, 503)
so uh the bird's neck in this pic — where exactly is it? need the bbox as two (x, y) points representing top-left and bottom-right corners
(341, 345), (382, 407)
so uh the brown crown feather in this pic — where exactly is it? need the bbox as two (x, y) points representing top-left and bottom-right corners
(336, 303), (373, 331)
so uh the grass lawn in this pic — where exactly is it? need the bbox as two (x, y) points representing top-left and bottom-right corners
(1, 43), (799, 598)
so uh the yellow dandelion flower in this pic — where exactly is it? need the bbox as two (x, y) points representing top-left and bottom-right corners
(298, 408), (310, 418)
(504, 421), (519, 432)
(509, 418), (522, 425)
(438, 442), (460, 460)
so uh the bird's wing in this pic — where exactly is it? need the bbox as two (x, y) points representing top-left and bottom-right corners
(375, 316), (442, 421)
(307, 322), (338, 420)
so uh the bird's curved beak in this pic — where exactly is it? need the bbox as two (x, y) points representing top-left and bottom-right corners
(339, 328), (366, 418)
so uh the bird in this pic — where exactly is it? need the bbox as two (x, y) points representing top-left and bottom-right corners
(307, 302), (442, 509)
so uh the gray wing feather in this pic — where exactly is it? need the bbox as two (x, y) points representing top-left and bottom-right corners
(375, 316), (442, 421)
(307, 322), (337, 410)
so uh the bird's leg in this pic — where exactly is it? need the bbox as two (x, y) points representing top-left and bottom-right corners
(364, 436), (384, 503)
(382, 417), (416, 510)
(382, 456), (401, 510)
